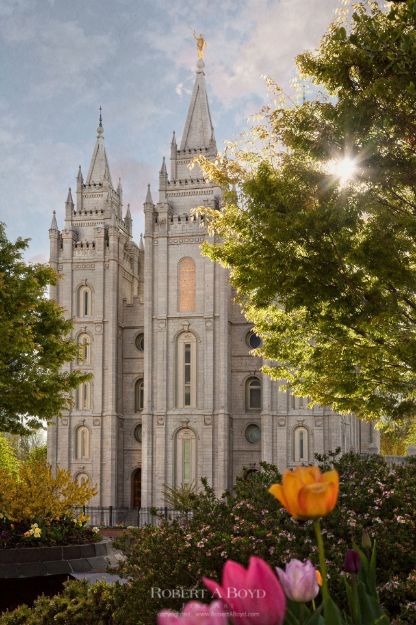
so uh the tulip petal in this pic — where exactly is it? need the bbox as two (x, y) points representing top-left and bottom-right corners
(203, 577), (226, 601)
(280, 470), (305, 517)
(247, 556), (286, 625)
(268, 484), (288, 509)
(298, 482), (336, 518)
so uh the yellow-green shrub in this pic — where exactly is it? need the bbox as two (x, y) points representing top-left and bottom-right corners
(0, 460), (96, 523)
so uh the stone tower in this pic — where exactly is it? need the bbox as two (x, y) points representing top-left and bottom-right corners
(47, 113), (143, 506)
(141, 56), (226, 508)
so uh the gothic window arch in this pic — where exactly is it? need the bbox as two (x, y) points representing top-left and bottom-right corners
(294, 426), (309, 463)
(178, 257), (196, 312)
(75, 425), (90, 460)
(175, 428), (196, 487)
(135, 379), (144, 412)
(77, 333), (92, 365)
(246, 377), (261, 411)
(176, 332), (196, 408)
(77, 380), (92, 411)
(78, 285), (92, 317)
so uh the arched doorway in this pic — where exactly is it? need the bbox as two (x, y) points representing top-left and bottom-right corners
(131, 468), (141, 508)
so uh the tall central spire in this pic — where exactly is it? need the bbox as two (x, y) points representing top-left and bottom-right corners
(180, 40), (215, 152)
(86, 108), (113, 187)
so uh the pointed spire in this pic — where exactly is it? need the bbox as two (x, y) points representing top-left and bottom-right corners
(124, 203), (132, 235)
(86, 108), (113, 187)
(139, 233), (144, 250)
(160, 156), (167, 174)
(117, 177), (122, 194)
(180, 53), (215, 151)
(77, 165), (83, 183)
(66, 187), (74, 206)
(159, 156), (168, 192)
(145, 183), (153, 205)
(50, 210), (58, 230)
(171, 130), (177, 147)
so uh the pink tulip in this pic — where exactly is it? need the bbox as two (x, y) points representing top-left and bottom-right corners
(158, 600), (227, 625)
(203, 556), (286, 625)
(275, 559), (319, 603)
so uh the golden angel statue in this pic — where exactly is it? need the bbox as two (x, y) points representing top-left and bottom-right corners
(193, 31), (206, 60)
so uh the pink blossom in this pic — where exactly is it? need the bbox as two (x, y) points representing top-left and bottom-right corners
(276, 559), (319, 603)
(203, 556), (286, 625)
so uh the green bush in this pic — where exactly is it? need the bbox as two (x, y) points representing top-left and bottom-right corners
(113, 453), (416, 625)
(0, 580), (122, 625)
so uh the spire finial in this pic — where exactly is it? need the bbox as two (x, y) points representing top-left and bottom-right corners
(97, 106), (104, 137)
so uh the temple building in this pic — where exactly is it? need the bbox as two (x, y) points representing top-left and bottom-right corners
(47, 48), (378, 509)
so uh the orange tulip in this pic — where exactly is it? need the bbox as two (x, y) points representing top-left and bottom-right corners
(315, 570), (323, 587)
(269, 466), (339, 520)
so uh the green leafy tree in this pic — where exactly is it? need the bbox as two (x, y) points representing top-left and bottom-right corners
(0, 433), (19, 475)
(199, 0), (416, 426)
(0, 224), (89, 434)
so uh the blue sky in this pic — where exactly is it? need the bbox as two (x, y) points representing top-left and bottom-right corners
(0, 0), (345, 262)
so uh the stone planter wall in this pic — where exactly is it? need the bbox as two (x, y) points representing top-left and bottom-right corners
(0, 539), (112, 578)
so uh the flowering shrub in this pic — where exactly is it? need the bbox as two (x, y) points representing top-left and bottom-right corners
(0, 460), (96, 523)
(114, 453), (416, 624)
(0, 459), (99, 548)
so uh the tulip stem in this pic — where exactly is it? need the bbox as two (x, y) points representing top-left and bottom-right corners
(313, 519), (329, 603)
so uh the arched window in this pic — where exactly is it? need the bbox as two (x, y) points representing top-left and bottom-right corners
(77, 333), (91, 365)
(175, 428), (196, 487)
(135, 379), (144, 412)
(76, 472), (90, 486)
(176, 332), (196, 408)
(294, 426), (309, 463)
(77, 381), (92, 410)
(178, 257), (196, 312)
(135, 333), (144, 351)
(246, 377), (261, 410)
(78, 285), (92, 317)
(76, 425), (90, 459)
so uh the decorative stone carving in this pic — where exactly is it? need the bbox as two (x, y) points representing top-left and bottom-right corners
(93, 418), (101, 426)
(204, 415), (212, 425)
(61, 417), (69, 426)
(314, 417), (323, 427)
(278, 417), (286, 427)
(157, 416), (165, 426)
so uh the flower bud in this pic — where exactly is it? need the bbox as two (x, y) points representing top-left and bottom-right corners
(344, 549), (361, 574)
(361, 529), (372, 550)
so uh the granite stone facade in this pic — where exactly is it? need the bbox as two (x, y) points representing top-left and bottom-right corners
(47, 58), (379, 508)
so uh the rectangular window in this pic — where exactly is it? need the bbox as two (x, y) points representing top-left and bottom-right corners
(184, 343), (191, 406)
(299, 432), (304, 459)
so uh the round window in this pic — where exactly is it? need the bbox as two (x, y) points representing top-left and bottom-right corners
(135, 333), (144, 351)
(134, 424), (142, 443)
(245, 423), (261, 444)
(246, 331), (262, 349)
